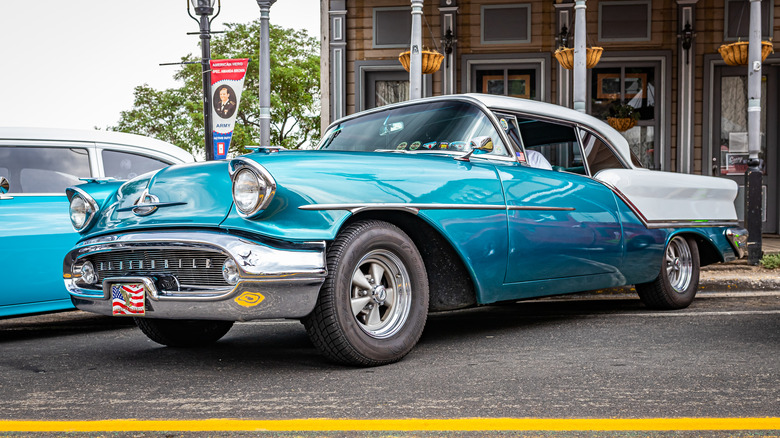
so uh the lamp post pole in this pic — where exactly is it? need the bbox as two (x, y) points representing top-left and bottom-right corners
(410, 0), (423, 100)
(745, 0), (763, 264)
(573, 0), (587, 113)
(194, 0), (216, 160)
(257, 0), (276, 147)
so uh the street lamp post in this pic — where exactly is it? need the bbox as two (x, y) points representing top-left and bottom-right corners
(257, 0), (277, 147)
(188, 0), (220, 161)
(745, 0), (763, 264)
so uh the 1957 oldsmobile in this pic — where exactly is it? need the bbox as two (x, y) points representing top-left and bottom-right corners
(63, 95), (747, 366)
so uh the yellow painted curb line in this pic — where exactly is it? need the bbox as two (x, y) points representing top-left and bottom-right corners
(0, 418), (778, 432)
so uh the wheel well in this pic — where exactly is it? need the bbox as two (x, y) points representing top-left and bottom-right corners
(340, 211), (477, 311)
(677, 232), (723, 267)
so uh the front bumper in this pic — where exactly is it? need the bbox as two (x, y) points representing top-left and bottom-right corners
(63, 230), (327, 321)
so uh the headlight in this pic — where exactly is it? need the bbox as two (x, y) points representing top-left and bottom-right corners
(229, 159), (276, 218)
(67, 188), (98, 232)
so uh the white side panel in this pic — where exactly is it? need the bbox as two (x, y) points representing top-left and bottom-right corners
(595, 169), (739, 222)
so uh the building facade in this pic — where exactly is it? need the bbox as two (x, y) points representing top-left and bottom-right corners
(320, 0), (779, 234)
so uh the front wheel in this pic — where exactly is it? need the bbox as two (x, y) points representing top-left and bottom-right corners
(134, 318), (233, 347)
(636, 235), (700, 310)
(303, 220), (429, 366)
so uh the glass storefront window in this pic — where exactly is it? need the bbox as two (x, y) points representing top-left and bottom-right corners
(719, 75), (767, 176)
(591, 65), (658, 169)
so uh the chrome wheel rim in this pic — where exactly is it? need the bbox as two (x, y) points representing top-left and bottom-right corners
(666, 236), (693, 293)
(349, 249), (412, 339)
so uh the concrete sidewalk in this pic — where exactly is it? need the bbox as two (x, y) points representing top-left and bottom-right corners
(699, 234), (780, 291)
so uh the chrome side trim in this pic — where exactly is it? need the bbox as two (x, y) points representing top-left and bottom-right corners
(298, 203), (575, 214)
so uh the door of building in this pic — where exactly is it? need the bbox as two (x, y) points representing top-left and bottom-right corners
(712, 65), (778, 233)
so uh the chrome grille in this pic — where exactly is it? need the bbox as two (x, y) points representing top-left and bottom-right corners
(86, 249), (229, 287)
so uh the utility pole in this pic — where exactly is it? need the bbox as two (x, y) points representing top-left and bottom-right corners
(745, 0), (763, 264)
(257, 0), (277, 146)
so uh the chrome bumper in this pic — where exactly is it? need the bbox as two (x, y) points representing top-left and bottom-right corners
(63, 230), (327, 321)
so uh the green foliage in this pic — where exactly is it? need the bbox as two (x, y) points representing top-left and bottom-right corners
(608, 101), (640, 121)
(111, 23), (320, 156)
(760, 253), (780, 269)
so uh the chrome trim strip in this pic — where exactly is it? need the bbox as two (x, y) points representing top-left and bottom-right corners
(116, 201), (187, 212)
(645, 221), (741, 229)
(298, 203), (576, 214)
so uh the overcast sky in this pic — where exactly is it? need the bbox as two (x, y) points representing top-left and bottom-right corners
(0, 1), (320, 131)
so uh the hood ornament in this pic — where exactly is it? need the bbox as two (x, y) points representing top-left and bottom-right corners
(118, 189), (187, 216)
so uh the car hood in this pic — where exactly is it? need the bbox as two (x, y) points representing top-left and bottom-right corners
(87, 160), (233, 235)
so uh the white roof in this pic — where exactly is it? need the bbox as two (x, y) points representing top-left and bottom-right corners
(463, 94), (636, 168)
(0, 127), (194, 163)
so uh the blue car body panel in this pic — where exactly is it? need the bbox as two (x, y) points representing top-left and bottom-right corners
(0, 195), (76, 317)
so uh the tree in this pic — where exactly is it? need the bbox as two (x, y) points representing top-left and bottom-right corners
(111, 23), (320, 156)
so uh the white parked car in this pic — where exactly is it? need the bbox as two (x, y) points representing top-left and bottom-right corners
(0, 128), (194, 317)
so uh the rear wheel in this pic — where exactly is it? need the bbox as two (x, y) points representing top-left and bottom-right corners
(303, 220), (429, 366)
(636, 235), (700, 310)
(134, 318), (233, 347)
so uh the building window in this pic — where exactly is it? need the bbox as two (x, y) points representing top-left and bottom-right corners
(373, 7), (412, 48)
(367, 71), (410, 109)
(475, 67), (537, 100)
(598, 1), (651, 42)
(481, 5), (531, 45)
(724, 0), (773, 41)
(590, 64), (658, 169)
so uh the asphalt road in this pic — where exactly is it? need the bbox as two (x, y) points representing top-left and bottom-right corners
(0, 291), (778, 434)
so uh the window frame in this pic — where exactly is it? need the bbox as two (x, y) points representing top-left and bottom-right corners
(723, 0), (774, 42)
(373, 7), (412, 49)
(480, 4), (532, 45)
(598, 0), (652, 42)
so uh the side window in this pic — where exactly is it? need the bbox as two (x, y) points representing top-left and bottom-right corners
(0, 146), (90, 194)
(578, 129), (626, 175)
(506, 116), (584, 174)
(102, 150), (171, 180)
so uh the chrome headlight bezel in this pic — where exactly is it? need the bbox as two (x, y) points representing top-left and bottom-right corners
(66, 187), (99, 232)
(229, 158), (276, 218)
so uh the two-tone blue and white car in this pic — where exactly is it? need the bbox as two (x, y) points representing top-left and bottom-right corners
(63, 95), (747, 366)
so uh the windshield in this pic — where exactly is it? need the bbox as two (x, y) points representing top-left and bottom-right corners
(317, 101), (508, 155)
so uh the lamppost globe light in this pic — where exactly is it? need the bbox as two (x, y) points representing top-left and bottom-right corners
(191, 0), (216, 15)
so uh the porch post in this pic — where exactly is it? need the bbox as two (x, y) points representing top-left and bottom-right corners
(573, 0), (587, 113)
(410, 0), (423, 100)
(745, 0), (763, 263)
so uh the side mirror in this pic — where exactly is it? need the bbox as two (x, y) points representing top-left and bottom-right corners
(469, 136), (494, 153)
(0, 176), (9, 194)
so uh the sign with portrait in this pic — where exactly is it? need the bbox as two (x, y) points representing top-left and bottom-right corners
(210, 58), (249, 160)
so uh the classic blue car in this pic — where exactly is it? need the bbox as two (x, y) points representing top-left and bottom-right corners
(63, 95), (747, 366)
(0, 128), (193, 318)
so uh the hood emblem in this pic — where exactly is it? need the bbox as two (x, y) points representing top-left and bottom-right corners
(117, 189), (187, 217)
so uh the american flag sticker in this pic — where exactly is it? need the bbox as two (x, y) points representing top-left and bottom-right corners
(111, 283), (146, 316)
